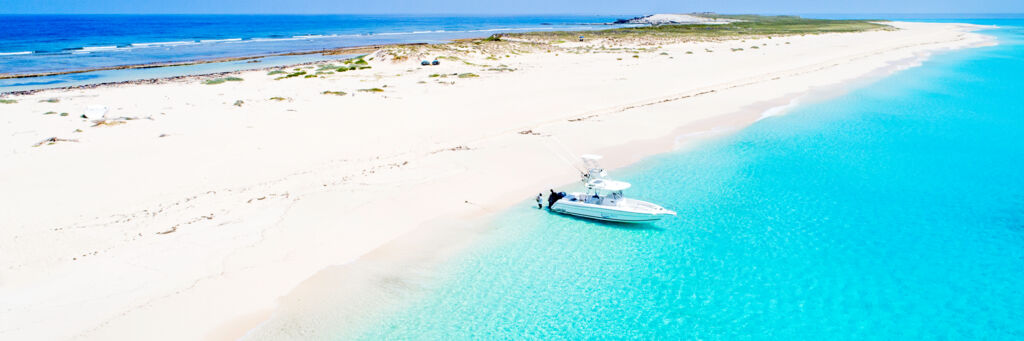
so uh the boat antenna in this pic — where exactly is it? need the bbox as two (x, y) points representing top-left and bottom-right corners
(541, 136), (585, 175)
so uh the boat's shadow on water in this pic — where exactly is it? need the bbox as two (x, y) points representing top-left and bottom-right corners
(547, 211), (666, 231)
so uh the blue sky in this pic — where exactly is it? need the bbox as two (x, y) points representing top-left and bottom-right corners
(3, 0), (1023, 14)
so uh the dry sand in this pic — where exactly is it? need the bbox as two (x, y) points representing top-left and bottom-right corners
(0, 21), (993, 340)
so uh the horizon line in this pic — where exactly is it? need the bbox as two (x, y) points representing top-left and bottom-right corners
(1, 12), (1023, 16)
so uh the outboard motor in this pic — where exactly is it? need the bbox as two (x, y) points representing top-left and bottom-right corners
(547, 191), (565, 208)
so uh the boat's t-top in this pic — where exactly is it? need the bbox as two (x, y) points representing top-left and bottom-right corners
(580, 154), (630, 194)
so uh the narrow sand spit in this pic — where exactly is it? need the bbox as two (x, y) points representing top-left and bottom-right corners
(0, 22), (994, 340)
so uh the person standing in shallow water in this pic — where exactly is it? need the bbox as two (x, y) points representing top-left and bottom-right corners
(536, 193), (543, 209)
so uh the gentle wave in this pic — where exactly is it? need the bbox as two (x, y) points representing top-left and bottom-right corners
(131, 41), (198, 47)
(15, 26), (582, 57)
(199, 38), (243, 43)
(81, 45), (121, 51)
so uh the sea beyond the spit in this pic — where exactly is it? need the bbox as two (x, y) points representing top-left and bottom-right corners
(0, 15), (623, 92)
(244, 18), (1024, 339)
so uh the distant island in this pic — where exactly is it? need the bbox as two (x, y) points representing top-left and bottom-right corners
(613, 13), (741, 25)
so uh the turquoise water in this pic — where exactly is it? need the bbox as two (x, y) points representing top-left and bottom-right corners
(346, 21), (1024, 339)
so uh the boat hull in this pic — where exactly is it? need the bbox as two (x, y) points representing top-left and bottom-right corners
(550, 199), (673, 223)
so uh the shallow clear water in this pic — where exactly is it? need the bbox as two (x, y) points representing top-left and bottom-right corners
(348, 20), (1024, 339)
(0, 53), (353, 93)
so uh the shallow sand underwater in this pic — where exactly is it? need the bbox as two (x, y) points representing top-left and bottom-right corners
(247, 21), (1024, 340)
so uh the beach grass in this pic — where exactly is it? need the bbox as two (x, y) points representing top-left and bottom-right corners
(267, 70), (287, 75)
(358, 88), (384, 92)
(275, 71), (307, 80)
(458, 73), (479, 78)
(204, 77), (244, 85)
(0, 99), (17, 104)
(344, 55), (370, 65)
(510, 15), (889, 42)
(322, 91), (347, 96)
(39, 98), (60, 103)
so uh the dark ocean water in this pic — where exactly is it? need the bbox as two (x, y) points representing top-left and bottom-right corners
(0, 15), (627, 92)
(0, 14), (623, 75)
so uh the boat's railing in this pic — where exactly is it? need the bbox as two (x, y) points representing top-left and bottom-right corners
(625, 199), (666, 212)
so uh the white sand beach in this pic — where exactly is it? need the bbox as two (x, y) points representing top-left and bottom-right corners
(0, 21), (993, 340)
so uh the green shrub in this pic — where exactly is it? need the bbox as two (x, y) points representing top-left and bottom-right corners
(345, 55), (369, 65)
(43, 111), (58, 115)
(274, 71), (307, 80)
(267, 70), (287, 75)
(357, 88), (384, 93)
(269, 97), (289, 101)
(322, 91), (347, 96)
(0, 99), (17, 104)
(458, 73), (479, 78)
(204, 77), (243, 85)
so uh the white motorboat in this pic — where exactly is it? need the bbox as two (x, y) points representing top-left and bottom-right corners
(550, 155), (676, 223)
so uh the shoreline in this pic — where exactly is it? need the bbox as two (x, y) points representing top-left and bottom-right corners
(0, 45), (388, 80)
(238, 34), (994, 338)
(0, 45), (397, 95)
(0, 21), (995, 340)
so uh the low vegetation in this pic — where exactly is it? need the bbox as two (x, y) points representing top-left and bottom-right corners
(357, 88), (384, 93)
(0, 99), (17, 104)
(39, 98), (60, 103)
(267, 70), (287, 75)
(322, 91), (347, 96)
(509, 15), (890, 42)
(275, 71), (306, 80)
(344, 55), (369, 65)
(203, 77), (244, 85)
(336, 65), (371, 72)
(458, 73), (479, 78)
